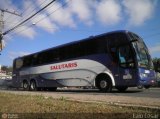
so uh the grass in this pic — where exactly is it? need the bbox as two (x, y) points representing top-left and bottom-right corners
(0, 92), (159, 119)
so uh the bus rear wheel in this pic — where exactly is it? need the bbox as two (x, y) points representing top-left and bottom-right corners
(23, 80), (29, 91)
(30, 80), (37, 91)
(97, 78), (112, 92)
(116, 86), (128, 92)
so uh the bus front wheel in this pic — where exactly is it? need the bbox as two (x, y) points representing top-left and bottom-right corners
(23, 80), (29, 91)
(97, 78), (112, 92)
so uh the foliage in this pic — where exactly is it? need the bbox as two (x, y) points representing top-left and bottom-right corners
(152, 58), (160, 73)
(1, 66), (13, 73)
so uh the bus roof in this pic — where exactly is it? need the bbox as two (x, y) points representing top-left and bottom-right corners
(15, 30), (129, 59)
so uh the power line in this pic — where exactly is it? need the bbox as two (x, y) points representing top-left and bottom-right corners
(4, 0), (48, 29)
(10, 0), (58, 31)
(4, 0), (46, 21)
(3, 0), (56, 35)
(34, 0), (70, 25)
(9, 0), (71, 37)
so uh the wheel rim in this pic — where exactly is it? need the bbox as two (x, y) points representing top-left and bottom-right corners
(23, 82), (28, 89)
(100, 80), (107, 88)
(30, 82), (35, 90)
(30, 83), (34, 90)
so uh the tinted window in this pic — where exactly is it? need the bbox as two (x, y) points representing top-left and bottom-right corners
(58, 38), (106, 60)
(23, 56), (32, 67)
(78, 38), (107, 57)
(15, 58), (23, 69)
(43, 49), (59, 64)
(32, 49), (59, 65)
(107, 33), (128, 47)
(66, 44), (81, 59)
(19, 37), (108, 67)
(79, 40), (96, 56)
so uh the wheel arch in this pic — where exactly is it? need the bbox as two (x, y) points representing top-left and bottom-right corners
(22, 79), (29, 90)
(95, 71), (115, 87)
(30, 78), (36, 83)
(22, 79), (29, 86)
(30, 78), (38, 87)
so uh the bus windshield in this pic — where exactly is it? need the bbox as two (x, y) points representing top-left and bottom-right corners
(129, 33), (153, 69)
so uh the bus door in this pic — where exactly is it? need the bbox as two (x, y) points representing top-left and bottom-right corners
(107, 33), (136, 86)
(108, 47), (120, 82)
(117, 45), (137, 86)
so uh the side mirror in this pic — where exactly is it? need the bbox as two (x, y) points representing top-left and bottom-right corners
(130, 39), (138, 43)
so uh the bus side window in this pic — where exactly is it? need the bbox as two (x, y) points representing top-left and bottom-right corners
(15, 58), (23, 69)
(96, 38), (108, 54)
(32, 54), (38, 65)
(53, 50), (60, 62)
(107, 36), (118, 62)
(38, 53), (45, 65)
(23, 56), (32, 67)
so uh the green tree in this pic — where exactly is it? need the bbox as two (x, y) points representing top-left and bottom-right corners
(153, 58), (160, 73)
(1, 65), (13, 74)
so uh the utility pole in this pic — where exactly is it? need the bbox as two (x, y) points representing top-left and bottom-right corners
(0, 0), (55, 53)
(0, 8), (21, 52)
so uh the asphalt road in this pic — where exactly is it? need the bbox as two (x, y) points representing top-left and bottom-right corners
(0, 79), (160, 99)
(0, 79), (160, 107)
(53, 87), (160, 98)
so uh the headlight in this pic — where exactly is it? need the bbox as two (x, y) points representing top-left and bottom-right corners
(140, 73), (147, 78)
(151, 80), (155, 83)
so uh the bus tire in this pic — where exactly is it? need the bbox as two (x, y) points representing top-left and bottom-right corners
(30, 80), (37, 91)
(97, 75), (112, 92)
(116, 86), (128, 92)
(48, 87), (57, 91)
(23, 80), (29, 91)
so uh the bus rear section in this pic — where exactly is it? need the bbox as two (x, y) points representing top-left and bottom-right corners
(12, 56), (113, 91)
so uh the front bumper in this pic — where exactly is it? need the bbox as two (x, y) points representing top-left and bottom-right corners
(138, 68), (156, 86)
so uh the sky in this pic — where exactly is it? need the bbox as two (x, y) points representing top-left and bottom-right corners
(0, 0), (160, 66)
